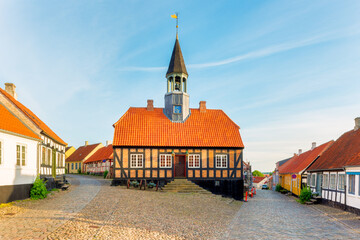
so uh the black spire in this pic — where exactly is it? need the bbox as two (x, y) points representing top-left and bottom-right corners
(166, 36), (188, 77)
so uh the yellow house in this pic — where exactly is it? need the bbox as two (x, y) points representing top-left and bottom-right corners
(65, 141), (103, 173)
(65, 146), (76, 159)
(278, 141), (333, 196)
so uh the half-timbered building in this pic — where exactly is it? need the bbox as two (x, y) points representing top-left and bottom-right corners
(0, 83), (67, 188)
(65, 141), (103, 173)
(306, 118), (360, 214)
(279, 141), (333, 196)
(112, 35), (245, 199)
(84, 142), (113, 175)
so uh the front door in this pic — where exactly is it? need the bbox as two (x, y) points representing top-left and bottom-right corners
(174, 155), (186, 177)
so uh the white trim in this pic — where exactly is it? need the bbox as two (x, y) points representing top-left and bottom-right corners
(159, 154), (172, 168)
(16, 143), (27, 167)
(215, 154), (227, 168)
(188, 154), (200, 168)
(310, 173), (316, 187)
(130, 154), (143, 168)
(348, 174), (356, 195)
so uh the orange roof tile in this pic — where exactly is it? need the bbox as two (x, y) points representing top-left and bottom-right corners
(307, 129), (360, 170)
(65, 143), (101, 162)
(113, 107), (244, 148)
(0, 88), (66, 145)
(253, 176), (266, 183)
(279, 141), (334, 174)
(0, 103), (41, 140)
(84, 144), (113, 164)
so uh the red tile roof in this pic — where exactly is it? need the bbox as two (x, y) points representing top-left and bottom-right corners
(84, 145), (113, 164)
(65, 143), (101, 162)
(0, 88), (66, 145)
(279, 141), (334, 174)
(0, 103), (41, 140)
(253, 176), (266, 183)
(307, 129), (360, 171)
(113, 107), (244, 148)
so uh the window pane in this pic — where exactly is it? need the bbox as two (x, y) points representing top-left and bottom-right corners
(195, 155), (199, 167)
(216, 156), (221, 167)
(189, 155), (193, 167)
(166, 155), (171, 167)
(138, 155), (143, 167)
(349, 175), (355, 194)
(16, 145), (20, 166)
(22, 146), (26, 166)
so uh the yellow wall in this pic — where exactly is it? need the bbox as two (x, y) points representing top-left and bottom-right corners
(65, 146), (76, 159)
(67, 161), (82, 174)
(279, 173), (302, 196)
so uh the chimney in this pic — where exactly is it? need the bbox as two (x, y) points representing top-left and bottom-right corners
(106, 140), (112, 146)
(5, 83), (17, 100)
(85, 141), (88, 146)
(147, 99), (154, 111)
(199, 101), (206, 113)
(355, 117), (360, 131)
(298, 149), (302, 155)
(311, 142), (316, 150)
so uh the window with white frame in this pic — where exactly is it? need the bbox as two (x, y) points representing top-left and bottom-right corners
(130, 154), (143, 168)
(216, 155), (227, 168)
(338, 174), (345, 191)
(329, 174), (337, 190)
(16, 144), (26, 166)
(159, 154), (172, 168)
(322, 174), (329, 188)
(348, 175), (355, 194)
(188, 154), (200, 168)
(311, 174), (316, 187)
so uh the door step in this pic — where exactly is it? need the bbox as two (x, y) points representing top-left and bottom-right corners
(162, 179), (211, 194)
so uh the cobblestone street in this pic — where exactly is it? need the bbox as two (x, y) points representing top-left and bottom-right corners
(225, 189), (360, 240)
(1, 176), (360, 239)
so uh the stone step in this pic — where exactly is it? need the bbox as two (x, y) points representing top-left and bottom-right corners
(162, 179), (211, 194)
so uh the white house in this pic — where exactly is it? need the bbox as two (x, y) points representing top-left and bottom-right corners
(0, 83), (67, 184)
(306, 118), (360, 214)
(0, 103), (41, 203)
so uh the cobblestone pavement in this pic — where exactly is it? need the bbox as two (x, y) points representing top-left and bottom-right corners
(0, 175), (102, 240)
(0, 175), (241, 239)
(224, 189), (360, 240)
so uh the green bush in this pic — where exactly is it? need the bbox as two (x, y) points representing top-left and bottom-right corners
(30, 177), (48, 200)
(275, 184), (282, 192)
(77, 168), (81, 174)
(299, 186), (312, 203)
(104, 170), (109, 179)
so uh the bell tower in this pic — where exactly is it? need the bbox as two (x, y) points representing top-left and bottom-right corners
(164, 35), (190, 122)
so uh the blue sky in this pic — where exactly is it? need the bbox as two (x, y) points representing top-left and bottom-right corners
(0, 1), (359, 171)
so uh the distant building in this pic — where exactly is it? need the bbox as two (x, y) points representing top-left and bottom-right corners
(279, 141), (333, 196)
(306, 118), (360, 214)
(272, 157), (292, 190)
(65, 141), (102, 173)
(84, 142), (113, 175)
(0, 83), (67, 203)
(65, 146), (76, 159)
(253, 176), (267, 189)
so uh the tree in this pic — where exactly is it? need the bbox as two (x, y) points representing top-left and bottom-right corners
(252, 170), (264, 177)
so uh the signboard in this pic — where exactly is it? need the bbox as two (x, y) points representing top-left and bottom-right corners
(292, 174), (297, 179)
